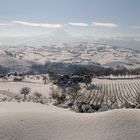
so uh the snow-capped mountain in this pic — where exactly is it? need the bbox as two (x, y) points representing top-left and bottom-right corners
(0, 42), (140, 73)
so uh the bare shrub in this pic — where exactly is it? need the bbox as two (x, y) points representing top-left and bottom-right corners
(14, 94), (23, 102)
(32, 92), (48, 104)
(135, 92), (140, 105)
(67, 85), (81, 100)
(50, 86), (67, 104)
(0, 97), (8, 102)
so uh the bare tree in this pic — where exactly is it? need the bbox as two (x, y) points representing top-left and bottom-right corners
(20, 87), (31, 101)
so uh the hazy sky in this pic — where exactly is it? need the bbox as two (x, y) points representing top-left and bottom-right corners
(0, 0), (140, 47)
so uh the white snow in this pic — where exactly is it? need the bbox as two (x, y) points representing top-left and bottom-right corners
(0, 81), (52, 97)
(0, 42), (140, 140)
(0, 43), (140, 69)
(0, 102), (140, 140)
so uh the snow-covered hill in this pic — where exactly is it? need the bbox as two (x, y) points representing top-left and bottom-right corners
(0, 42), (140, 71)
(0, 102), (140, 140)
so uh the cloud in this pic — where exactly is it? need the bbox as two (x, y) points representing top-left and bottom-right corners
(68, 22), (89, 27)
(0, 23), (8, 26)
(134, 38), (140, 42)
(92, 22), (118, 28)
(11, 21), (64, 28)
(0, 23), (11, 26)
(132, 26), (140, 29)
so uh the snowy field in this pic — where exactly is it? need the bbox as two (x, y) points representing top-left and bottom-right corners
(0, 78), (140, 103)
(0, 81), (52, 97)
(0, 102), (140, 140)
(0, 78), (140, 140)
